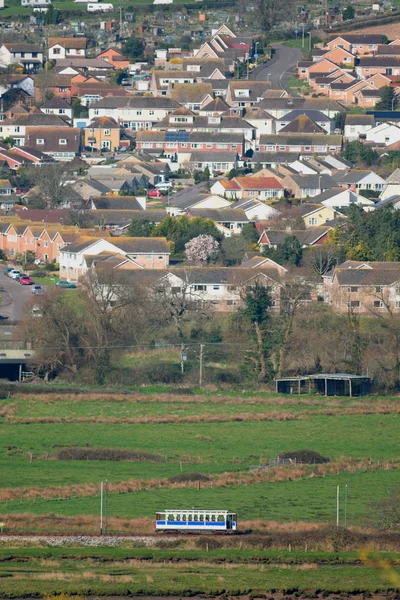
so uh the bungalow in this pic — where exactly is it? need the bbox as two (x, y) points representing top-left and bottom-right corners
(275, 111), (334, 134)
(259, 227), (332, 249)
(308, 187), (375, 210)
(186, 207), (248, 236)
(325, 34), (383, 56)
(356, 56), (400, 78)
(337, 170), (386, 192)
(281, 173), (338, 198)
(233, 198), (281, 220)
(365, 122), (400, 146)
(211, 176), (284, 201)
(379, 168), (400, 200)
(300, 204), (344, 227)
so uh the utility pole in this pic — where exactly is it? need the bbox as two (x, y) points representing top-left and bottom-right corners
(100, 481), (103, 535)
(199, 344), (204, 387)
(344, 484), (348, 527)
(336, 485), (340, 527)
(105, 479), (108, 535)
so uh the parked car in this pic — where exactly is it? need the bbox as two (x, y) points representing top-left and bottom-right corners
(148, 189), (163, 197)
(16, 273), (27, 282)
(19, 276), (33, 285)
(32, 285), (44, 295)
(9, 270), (21, 279)
(55, 280), (77, 289)
(4, 267), (12, 276)
(155, 181), (172, 190)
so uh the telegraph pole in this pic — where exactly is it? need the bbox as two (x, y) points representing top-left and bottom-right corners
(100, 481), (103, 535)
(336, 485), (340, 527)
(344, 484), (348, 527)
(199, 344), (204, 387)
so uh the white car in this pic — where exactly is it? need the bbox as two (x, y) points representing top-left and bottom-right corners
(155, 182), (173, 191)
(9, 270), (21, 279)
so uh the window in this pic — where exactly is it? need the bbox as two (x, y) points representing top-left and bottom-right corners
(43, 241), (49, 247)
(213, 285), (220, 290)
(374, 300), (384, 308)
(348, 286), (359, 293)
(193, 285), (206, 291)
(149, 110), (154, 116)
(375, 286), (383, 293)
(171, 286), (181, 293)
(396, 301), (400, 308)
(104, 129), (110, 136)
(94, 109), (99, 116)
(37, 139), (44, 145)
(59, 139), (67, 145)
(59, 87), (67, 92)
(308, 217), (318, 225)
(348, 300), (360, 308)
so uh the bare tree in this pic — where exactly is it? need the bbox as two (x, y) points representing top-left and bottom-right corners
(306, 244), (340, 276)
(30, 164), (74, 209)
(255, 0), (290, 34)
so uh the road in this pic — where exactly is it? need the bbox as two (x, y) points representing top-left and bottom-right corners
(0, 271), (37, 322)
(250, 44), (303, 93)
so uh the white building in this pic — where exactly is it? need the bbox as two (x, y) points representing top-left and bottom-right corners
(0, 43), (44, 70)
(48, 37), (87, 60)
(88, 97), (180, 130)
(366, 122), (400, 146)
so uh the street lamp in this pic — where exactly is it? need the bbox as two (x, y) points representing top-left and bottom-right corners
(254, 41), (259, 67)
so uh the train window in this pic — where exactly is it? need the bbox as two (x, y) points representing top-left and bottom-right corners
(205, 514), (210, 521)
(168, 514), (174, 521)
(217, 514), (225, 522)
(182, 514), (187, 521)
(188, 514), (193, 521)
(211, 514), (216, 521)
(200, 514), (204, 521)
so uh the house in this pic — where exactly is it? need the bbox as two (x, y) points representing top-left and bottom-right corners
(0, 43), (44, 71)
(0, 74), (34, 99)
(326, 34), (384, 56)
(259, 227), (332, 249)
(232, 198), (281, 220)
(344, 114), (375, 141)
(243, 107), (275, 138)
(135, 131), (244, 162)
(48, 37), (87, 60)
(210, 176), (284, 201)
(34, 74), (72, 102)
(59, 236), (171, 280)
(186, 207), (248, 236)
(337, 170), (386, 192)
(257, 97), (345, 119)
(40, 96), (73, 120)
(84, 116), (121, 151)
(366, 123), (400, 146)
(25, 127), (81, 160)
(167, 181), (233, 216)
(307, 187), (376, 210)
(0, 113), (70, 146)
(356, 56), (400, 78)
(326, 262), (400, 314)
(97, 48), (130, 70)
(281, 173), (338, 198)
(299, 204), (344, 227)
(88, 96), (180, 130)
(275, 112), (333, 135)
(188, 151), (239, 175)
(225, 81), (273, 108)
(170, 83), (214, 111)
(379, 168), (400, 200)
(258, 134), (342, 154)
(109, 265), (286, 313)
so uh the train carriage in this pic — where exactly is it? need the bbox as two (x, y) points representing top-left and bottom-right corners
(155, 509), (237, 533)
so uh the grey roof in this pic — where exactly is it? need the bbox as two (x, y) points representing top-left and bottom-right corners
(279, 109), (332, 123)
(187, 208), (248, 222)
(257, 97), (345, 113)
(73, 179), (110, 195)
(169, 180), (216, 209)
(359, 56), (400, 66)
(345, 114), (375, 126)
(42, 96), (71, 110)
(386, 168), (400, 183)
(263, 227), (331, 247)
(332, 34), (383, 43)
(289, 174), (338, 188)
(374, 195), (400, 208)
(252, 152), (300, 164)
(335, 268), (400, 286)
(90, 96), (180, 110)
(91, 209), (167, 225)
(260, 134), (342, 146)
(189, 151), (238, 162)
(92, 197), (143, 210)
(337, 170), (376, 184)
(306, 187), (348, 202)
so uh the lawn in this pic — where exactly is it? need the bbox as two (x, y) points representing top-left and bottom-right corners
(1, 390), (399, 527)
(0, 546), (398, 597)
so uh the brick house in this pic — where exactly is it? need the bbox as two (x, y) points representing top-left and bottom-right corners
(326, 35), (383, 56)
(258, 134), (342, 154)
(97, 49), (130, 70)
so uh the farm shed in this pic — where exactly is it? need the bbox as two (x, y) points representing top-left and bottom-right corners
(275, 373), (371, 397)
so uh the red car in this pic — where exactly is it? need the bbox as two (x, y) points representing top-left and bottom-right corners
(19, 276), (33, 285)
(148, 189), (163, 197)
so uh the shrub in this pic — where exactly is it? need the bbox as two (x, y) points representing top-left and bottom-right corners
(51, 447), (163, 462)
(279, 450), (330, 464)
(168, 472), (210, 483)
(33, 270), (48, 278)
(132, 362), (183, 384)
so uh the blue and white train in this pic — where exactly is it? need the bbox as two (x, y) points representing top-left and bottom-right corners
(156, 509), (237, 533)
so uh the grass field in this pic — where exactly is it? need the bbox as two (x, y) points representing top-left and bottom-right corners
(1, 391), (399, 530)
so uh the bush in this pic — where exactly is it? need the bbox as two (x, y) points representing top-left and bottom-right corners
(168, 472), (210, 483)
(132, 362), (183, 384)
(51, 447), (164, 462)
(33, 270), (48, 278)
(279, 450), (330, 464)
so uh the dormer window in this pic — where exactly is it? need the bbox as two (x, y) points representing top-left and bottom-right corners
(59, 139), (67, 145)
(236, 89), (250, 97)
(208, 116), (220, 124)
(37, 139), (44, 145)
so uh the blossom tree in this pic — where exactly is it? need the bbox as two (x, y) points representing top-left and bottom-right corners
(185, 235), (219, 264)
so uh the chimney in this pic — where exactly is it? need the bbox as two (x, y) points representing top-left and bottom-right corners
(350, 184), (356, 192)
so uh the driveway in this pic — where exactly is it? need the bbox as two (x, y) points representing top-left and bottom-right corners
(0, 271), (37, 322)
(250, 44), (303, 93)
